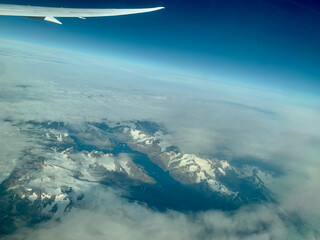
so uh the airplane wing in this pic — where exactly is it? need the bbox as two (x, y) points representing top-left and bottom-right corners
(0, 4), (164, 24)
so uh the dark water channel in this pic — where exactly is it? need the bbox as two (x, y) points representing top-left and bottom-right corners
(70, 135), (227, 212)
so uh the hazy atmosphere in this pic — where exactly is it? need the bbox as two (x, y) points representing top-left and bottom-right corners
(0, 1), (319, 239)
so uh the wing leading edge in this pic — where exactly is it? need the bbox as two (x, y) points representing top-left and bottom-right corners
(0, 4), (164, 24)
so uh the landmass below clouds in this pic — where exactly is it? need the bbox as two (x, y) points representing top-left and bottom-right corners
(0, 39), (319, 239)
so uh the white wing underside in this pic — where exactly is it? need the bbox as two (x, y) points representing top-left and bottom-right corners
(0, 4), (164, 24)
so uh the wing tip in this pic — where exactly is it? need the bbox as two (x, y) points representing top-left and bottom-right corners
(154, 6), (165, 11)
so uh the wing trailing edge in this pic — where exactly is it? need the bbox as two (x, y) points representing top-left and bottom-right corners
(26, 16), (62, 24)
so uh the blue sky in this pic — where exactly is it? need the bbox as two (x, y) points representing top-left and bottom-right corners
(0, 0), (320, 95)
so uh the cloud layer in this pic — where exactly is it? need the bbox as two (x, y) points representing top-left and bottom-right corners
(7, 187), (306, 240)
(0, 39), (319, 239)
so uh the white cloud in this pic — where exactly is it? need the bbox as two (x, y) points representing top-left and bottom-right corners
(0, 38), (320, 239)
(9, 188), (315, 240)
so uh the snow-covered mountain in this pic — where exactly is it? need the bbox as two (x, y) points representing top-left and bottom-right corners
(0, 120), (274, 234)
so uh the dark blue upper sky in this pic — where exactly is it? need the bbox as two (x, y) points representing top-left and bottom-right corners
(1, 0), (320, 95)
